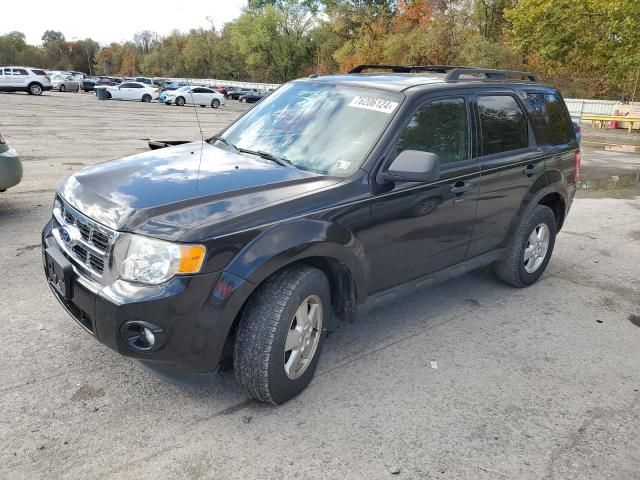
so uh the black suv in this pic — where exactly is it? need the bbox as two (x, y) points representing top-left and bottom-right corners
(42, 65), (579, 404)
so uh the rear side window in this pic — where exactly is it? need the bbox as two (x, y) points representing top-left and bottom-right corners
(522, 92), (574, 145)
(13, 68), (28, 75)
(396, 97), (469, 165)
(478, 95), (529, 156)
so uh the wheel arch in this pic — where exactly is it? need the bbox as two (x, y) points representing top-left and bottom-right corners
(215, 220), (369, 364)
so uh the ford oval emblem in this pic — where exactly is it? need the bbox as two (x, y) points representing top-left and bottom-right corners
(60, 225), (82, 246)
(60, 228), (71, 243)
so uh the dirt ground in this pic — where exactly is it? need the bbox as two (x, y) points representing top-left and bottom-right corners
(1, 91), (639, 480)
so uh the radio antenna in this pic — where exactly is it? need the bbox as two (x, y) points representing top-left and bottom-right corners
(185, 77), (205, 191)
(186, 77), (205, 141)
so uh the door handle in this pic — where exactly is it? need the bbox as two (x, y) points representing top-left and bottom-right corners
(522, 163), (543, 176)
(450, 181), (473, 195)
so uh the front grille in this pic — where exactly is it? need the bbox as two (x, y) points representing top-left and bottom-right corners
(55, 199), (115, 278)
(63, 207), (111, 252)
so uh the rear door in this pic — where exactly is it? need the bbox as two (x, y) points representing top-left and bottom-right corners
(366, 95), (480, 293)
(465, 91), (545, 259)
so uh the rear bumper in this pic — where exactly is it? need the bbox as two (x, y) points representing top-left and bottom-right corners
(42, 218), (250, 372)
(0, 148), (23, 191)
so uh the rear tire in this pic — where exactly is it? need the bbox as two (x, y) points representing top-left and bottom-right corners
(495, 204), (557, 287)
(234, 266), (330, 404)
(28, 83), (43, 95)
(142, 94), (152, 103)
(211, 99), (220, 109)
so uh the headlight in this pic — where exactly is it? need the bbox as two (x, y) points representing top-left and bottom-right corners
(120, 235), (206, 285)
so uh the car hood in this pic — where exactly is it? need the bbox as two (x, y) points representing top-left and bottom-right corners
(58, 142), (339, 240)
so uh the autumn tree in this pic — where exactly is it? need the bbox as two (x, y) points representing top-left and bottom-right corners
(507, 0), (640, 97)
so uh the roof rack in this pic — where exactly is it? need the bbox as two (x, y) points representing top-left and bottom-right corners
(348, 64), (540, 83)
(445, 68), (539, 82)
(348, 64), (459, 74)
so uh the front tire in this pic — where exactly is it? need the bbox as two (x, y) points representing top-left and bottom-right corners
(142, 94), (152, 103)
(234, 266), (330, 404)
(495, 204), (557, 287)
(211, 98), (220, 109)
(176, 96), (185, 106)
(59, 84), (65, 92)
(240, 97), (247, 103)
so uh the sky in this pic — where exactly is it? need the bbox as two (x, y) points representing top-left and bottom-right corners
(4, 0), (247, 45)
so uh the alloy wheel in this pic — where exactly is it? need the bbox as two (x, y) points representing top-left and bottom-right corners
(284, 295), (323, 380)
(523, 223), (550, 273)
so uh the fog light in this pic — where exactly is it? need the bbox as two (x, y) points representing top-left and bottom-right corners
(120, 321), (166, 353)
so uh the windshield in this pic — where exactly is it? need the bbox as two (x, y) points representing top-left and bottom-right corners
(217, 82), (402, 176)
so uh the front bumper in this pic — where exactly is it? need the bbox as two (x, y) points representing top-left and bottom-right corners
(0, 148), (23, 191)
(42, 218), (249, 371)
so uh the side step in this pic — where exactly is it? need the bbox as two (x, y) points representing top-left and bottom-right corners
(358, 249), (506, 316)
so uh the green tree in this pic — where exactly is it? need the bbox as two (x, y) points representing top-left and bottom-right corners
(507, 0), (640, 98)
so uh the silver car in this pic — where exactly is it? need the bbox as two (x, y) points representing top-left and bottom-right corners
(52, 74), (80, 92)
(0, 133), (22, 191)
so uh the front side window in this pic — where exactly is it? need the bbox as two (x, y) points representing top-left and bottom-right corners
(218, 82), (402, 176)
(395, 97), (469, 165)
(478, 95), (529, 156)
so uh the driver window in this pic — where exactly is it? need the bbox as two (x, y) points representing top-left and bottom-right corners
(395, 97), (469, 165)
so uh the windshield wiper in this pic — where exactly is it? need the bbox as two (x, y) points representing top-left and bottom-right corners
(211, 137), (295, 169)
(210, 136), (240, 154)
(237, 148), (295, 168)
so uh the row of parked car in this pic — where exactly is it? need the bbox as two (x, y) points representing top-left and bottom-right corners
(0, 66), (273, 105)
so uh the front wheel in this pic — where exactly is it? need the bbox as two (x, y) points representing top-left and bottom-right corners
(495, 204), (557, 287)
(240, 97), (247, 103)
(176, 96), (185, 106)
(59, 84), (65, 92)
(234, 266), (330, 404)
(211, 98), (220, 109)
(142, 94), (152, 103)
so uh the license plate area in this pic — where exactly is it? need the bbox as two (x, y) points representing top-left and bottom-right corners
(45, 246), (74, 299)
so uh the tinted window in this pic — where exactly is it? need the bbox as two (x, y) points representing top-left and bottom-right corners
(13, 68), (28, 75)
(478, 95), (529, 155)
(395, 97), (469, 165)
(31, 69), (46, 75)
(120, 83), (134, 88)
(522, 92), (574, 145)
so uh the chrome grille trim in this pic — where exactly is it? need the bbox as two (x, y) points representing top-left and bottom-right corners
(52, 197), (123, 285)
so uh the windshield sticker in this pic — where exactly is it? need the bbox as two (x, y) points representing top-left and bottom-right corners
(349, 96), (399, 114)
(334, 160), (351, 170)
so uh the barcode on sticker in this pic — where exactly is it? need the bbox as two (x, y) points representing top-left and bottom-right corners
(349, 96), (399, 114)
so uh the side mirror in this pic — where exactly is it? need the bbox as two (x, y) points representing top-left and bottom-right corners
(382, 150), (441, 183)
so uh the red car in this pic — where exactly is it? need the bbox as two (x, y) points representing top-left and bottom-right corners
(210, 86), (228, 96)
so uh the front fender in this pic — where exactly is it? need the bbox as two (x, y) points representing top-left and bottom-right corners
(225, 219), (369, 302)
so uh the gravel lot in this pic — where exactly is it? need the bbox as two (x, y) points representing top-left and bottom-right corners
(1, 91), (639, 480)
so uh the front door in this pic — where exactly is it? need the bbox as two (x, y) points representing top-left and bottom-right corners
(365, 96), (480, 293)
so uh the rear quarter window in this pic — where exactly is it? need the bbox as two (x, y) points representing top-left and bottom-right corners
(31, 69), (47, 75)
(522, 92), (574, 145)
